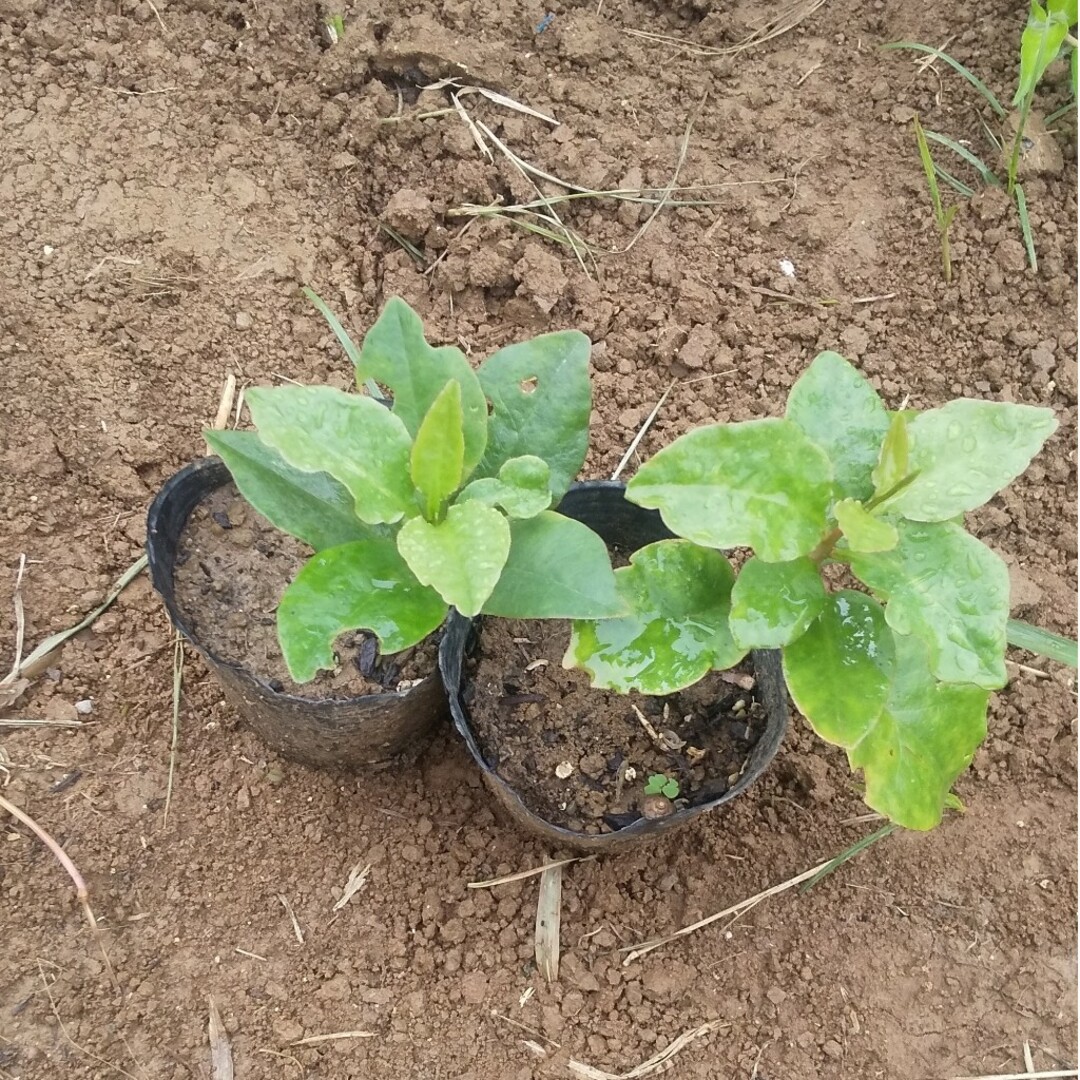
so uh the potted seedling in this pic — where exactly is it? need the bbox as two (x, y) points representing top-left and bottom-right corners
(147, 293), (623, 768)
(564, 350), (1072, 831)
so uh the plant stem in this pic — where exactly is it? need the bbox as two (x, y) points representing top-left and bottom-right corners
(808, 527), (842, 565)
(1007, 92), (1035, 195)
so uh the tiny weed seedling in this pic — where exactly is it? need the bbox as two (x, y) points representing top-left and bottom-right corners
(566, 350), (1072, 832)
(323, 12), (345, 45)
(644, 774), (681, 799)
(913, 114), (959, 283)
(886, 19), (1076, 273)
(207, 292), (623, 682)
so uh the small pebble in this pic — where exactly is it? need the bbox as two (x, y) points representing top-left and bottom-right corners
(555, 761), (574, 779)
(74, 699), (93, 714)
(234, 311), (253, 330)
(641, 794), (674, 820)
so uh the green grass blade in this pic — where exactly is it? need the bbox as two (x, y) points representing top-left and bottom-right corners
(934, 162), (976, 197)
(1014, 184), (1038, 271)
(800, 824), (898, 892)
(1007, 618), (1078, 667)
(883, 41), (1007, 118)
(913, 116), (945, 217)
(922, 130), (1001, 187)
(1045, 99), (1077, 125)
(302, 287), (382, 400)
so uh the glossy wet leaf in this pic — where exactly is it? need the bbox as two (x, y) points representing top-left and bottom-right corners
(246, 385), (415, 525)
(834, 498), (899, 553)
(356, 296), (488, 477)
(729, 556), (827, 649)
(882, 400), (1058, 521)
(476, 330), (592, 501)
(786, 351), (891, 501)
(410, 380), (465, 520)
(205, 430), (379, 551)
(871, 412), (910, 499)
(848, 520), (1009, 689)
(396, 501), (511, 616)
(783, 591), (896, 745)
(626, 419), (834, 562)
(277, 539), (446, 682)
(848, 633), (989, 830)
(482, 511), (623, 619)
(564, 540), (745, 695)
(457, 455), (552, 519)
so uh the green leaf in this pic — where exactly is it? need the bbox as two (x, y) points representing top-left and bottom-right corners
(356, 297), (488, 477)
(564, 540), (746, 695)
(476, 330), (592, 501)
(786, 594), (989, 827)
(1007, 618), (1079, 667)
(626, 419), (834, 562)
(783, 591), (896, 745)
(848, 520), (1009, 689)
(482, 511), (623, 619)
(246, 386), (416, 525)
(848, 633), (989, 830)
(277, 538), (446, 682)
(786, 351), (891, 501)
(834, 498), (899, 553)
(457, 455), (553, 519)
(410, 380), (465, 520)
(882, 400), (1058, 521)
(204, 430), (379, 551)
(1014, 0), (1071, 105)
(396, 502), (511, 616)
(729, 556), (827, 649)
(872, 412), (910, 498)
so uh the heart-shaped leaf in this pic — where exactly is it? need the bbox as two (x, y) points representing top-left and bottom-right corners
(411, 380), (465, 520)
(565, 540), (745, 695)
(476, 330), (592, 501)
(626, 419), (834, 562)
(481, 511), (623, 619)
(205, 430), (380, 551)
(848, 520), (1009, 689)
(881, 399), (1058, 521)
(396, 501), (511, 616)
(246, 385), (415, 525)
(834, 498), (899, 553)
(356, 296), (489, 477)
(786, 351), (890, 501)
(457, 455), (553, 519)
(277, 538), (446, 682)
(729, 555), (826, 649)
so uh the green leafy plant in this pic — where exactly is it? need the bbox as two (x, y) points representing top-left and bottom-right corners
(643, 773), (680, 799)
(207, 292), (623, 682)
(913, 114), (959, 283)
(566, 350), (1071, 831)
(886, 20), (1077, 272)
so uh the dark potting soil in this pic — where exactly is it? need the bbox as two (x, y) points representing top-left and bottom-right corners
(466, 616), (768, 835)
(171, 482), (438, 700)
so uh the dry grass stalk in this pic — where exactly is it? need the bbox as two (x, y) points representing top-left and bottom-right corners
(567, 1020), (726, 1079)
(468, 855), (594, 889)
(534, 864), (562, 983)
(952, 1072), (1078, 1080)
(6, 798), (118, 989)
(208, 997), (234, 1080)
(213, 374), (237, 431)
(163, 631), (183, 829)
(0, 718), (85, 728)
(332, 862), (372, 912)
(279, 894), (304, 944)
(611, 382), (674, 481)
(290, 1031), (376, 1046)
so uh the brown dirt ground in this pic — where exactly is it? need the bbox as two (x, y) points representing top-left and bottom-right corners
(1, 1), (1076, 1078)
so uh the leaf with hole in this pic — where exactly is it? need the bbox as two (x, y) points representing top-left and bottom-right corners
(879, 399), (1058, 521)
(356, 296), (488, 477)
(204, 430), (381, 551)
(729, 556), (827, 649)
(277, 538), (446, 681)
(565, 540), (745, 695)
(482, 511), (623, 619)
(626, 419), (834, 562)
(397, 502), (511, 616)
(786, 351), (890, 501)
(476, 330), (592, 501)
(245, 385), (416, 525)
(848, 520), (1009, 689)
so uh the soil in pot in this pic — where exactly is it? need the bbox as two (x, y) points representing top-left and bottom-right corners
(171, 482), (437, 699)
(465, 616), (768, 836)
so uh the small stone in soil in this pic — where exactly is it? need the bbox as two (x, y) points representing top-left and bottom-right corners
(211, 510), (232, 530)
(641, 794), (675, 820)
(356, 636), (379, 678)
(555, 761), (574, 779)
